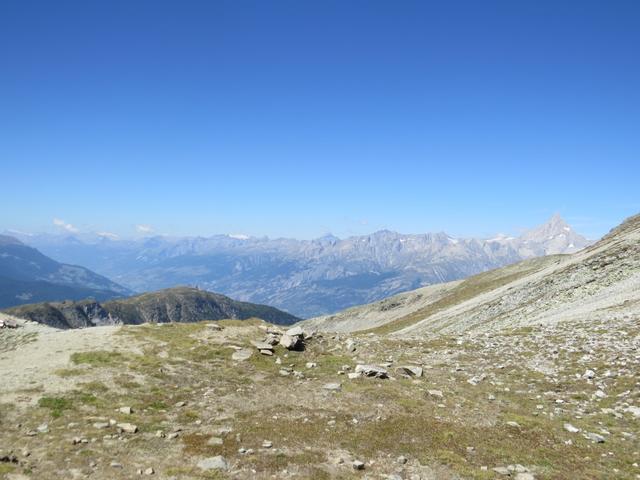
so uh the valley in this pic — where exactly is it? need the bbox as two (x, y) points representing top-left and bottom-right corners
(7, 215), (589, 318)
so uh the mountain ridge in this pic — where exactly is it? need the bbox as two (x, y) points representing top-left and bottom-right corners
(0, 235), (132, 308)
(3, 286), (300, 329)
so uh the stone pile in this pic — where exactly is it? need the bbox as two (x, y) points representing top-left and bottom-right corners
(252, 325), (310, 355)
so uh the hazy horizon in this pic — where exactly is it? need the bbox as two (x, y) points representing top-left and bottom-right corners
(1, 210), (617, 243)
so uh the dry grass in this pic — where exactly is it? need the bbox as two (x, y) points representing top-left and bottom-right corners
(2, 319), (638, 479)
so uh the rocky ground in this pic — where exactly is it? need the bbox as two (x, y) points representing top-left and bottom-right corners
(1, 313), (639, 480)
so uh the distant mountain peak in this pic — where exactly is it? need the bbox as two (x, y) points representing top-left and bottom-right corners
(317, 233), (340, 241)
(519, 214), (589, 255)
(228, 233), (250, 240)
(524, 214), (571, 238)
(547, 212), (570, 228)
(314, 233), (340, 245)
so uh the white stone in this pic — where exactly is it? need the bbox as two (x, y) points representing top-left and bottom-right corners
(323, 383), (342, 391)
(117, 423), (138, 434)
(197, 456), (229, 471)
(232, 349), (253, 361)
(285, 326), (304, 337)
(564, 423), (580, 433)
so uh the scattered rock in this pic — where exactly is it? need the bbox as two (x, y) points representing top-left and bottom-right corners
(584, 432), (605, 443)
(117, 423), (138, 434)
(279, 334), (301, 350)
(395, 365), (423, 378)
(0, 318), (18, 328)
(515, 473), (535, 480)
(323, 383), (342, 391)
(285, 326), (304, 337)
(197, 456), (229, 471)
(355, 364), (388, 379)
(207, 437), (223, 446)
(564, 423), (580, 433)
(467, 374), (486, 386)
(594, 389), (607, 399)
(251, 341), (274, 352)
(625, 406), (640, 417)
(232, 349), (253, 361)
(352, 460), (365, 470)
(214, 426), (233, 436)
(119, 406), (133, 415)
(427, 389), (443, 399)
(345, 339), (356, 352)
(0, 452), (18, 464)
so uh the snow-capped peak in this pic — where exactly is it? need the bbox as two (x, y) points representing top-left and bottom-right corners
(228, 234), (250, 240)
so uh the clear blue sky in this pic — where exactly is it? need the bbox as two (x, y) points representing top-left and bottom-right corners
(1, 1), (638, 240)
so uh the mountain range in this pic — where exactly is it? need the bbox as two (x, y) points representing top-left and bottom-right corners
(304, 212), (639, 335)
(7, 214), (589, 317)
(0, 235), (131, 308)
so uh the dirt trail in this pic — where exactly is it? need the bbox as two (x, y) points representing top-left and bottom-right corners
(0, 313), (120, 406)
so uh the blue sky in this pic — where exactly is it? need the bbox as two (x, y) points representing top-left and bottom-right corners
(1, 1), (638, 240)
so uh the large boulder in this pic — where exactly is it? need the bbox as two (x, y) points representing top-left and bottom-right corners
(279, 334), (301, 350)
(0, 318), (18, 329)
(285, 326), (304, 337)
